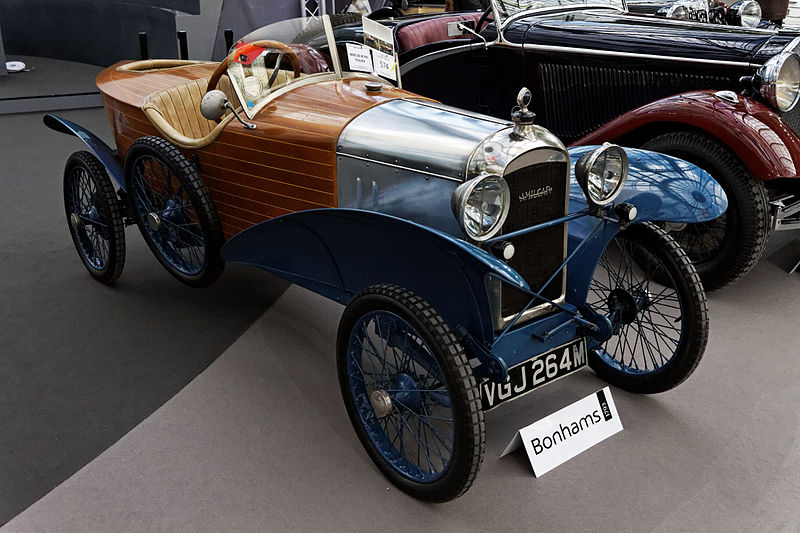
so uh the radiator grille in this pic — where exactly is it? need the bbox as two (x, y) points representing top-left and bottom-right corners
(538, 64), (731, 142)
(781, 107), (800, 138)
(501, 161), (568, 318)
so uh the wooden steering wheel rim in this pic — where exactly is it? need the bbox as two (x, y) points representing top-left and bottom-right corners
(206, 40), (302, 92)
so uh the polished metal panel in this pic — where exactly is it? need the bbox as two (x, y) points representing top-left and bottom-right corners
(337, 154), (465, 236)
(468, 125), (568, 179)
(337, 98), (508, 181)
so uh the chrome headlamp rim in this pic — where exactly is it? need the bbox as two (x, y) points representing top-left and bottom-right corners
(451, 172), (510, 242)
(727, 0), (762, 27)
(574, 143), (629, 208)
(663, 2), (690, 19)
(758, 52), (800, 113)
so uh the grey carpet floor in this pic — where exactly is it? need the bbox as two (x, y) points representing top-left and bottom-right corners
(4, 231), (799, 532)
(0, 109), (288, 524)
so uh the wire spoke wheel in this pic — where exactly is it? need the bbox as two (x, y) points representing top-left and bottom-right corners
(124, 137), (224, 287)
(131, 156), (205, 274)
(586, 222), (708, 393)
(63, 151), (125, 284)
(641, 130), (770, 291)
(337, 285), (484, 502)
(348, 310), (455, 481)
(667, 215), (728, 264)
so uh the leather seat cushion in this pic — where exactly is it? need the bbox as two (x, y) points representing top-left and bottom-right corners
(396, 13), (484, 53)
(141, 75), (237, 148)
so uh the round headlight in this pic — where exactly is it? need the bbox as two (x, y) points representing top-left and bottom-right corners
(574, 143), (629, 207)
(727, 0), (762, 27)
(664, 3), (689, 19)
(451, 173), (510, 241)
(759, 52), (800, 112)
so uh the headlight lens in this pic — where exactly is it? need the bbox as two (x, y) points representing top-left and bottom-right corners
(451, 173), (510, 241)
(664, 3), (689, 19)
(574, 143), (629, 207)
(727, 0), (762, 27)
(759, 52), (800, 112)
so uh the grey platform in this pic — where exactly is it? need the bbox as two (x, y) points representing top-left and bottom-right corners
(0, 56), (102, 114)
(4, 232), (800, 532)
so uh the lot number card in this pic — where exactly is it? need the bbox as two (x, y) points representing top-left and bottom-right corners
(501, 387), (623, 476)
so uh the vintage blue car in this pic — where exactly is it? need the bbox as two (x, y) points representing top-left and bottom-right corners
(46, 16), (725, 501)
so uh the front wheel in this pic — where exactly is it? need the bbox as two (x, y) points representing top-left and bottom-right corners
(640, 130), (770, 291)
(337, 285), (485, 502)
(586, 222), (709, 394)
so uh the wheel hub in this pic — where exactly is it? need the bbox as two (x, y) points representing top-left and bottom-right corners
(70, 213), (82, 230)
(608, 288), (638, 325)
(146, 212), (161, 231)
(608, 288), (654, 325)
(370, 389), (393, 418)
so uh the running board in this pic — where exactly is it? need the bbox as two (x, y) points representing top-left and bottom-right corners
(770, 193), (800, 231)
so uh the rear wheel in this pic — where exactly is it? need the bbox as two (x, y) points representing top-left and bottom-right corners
(586, 222), (708, 393)
(337, 284), (484, 502)
(640, 130), (770, 291)
(63, 151), (125, 285)
(124, 136), (224, 288)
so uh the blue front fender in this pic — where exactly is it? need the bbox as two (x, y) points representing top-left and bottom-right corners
(564, 146), (728, 306)
(221, 209), (527, 345)
(568, 146), (727, 224)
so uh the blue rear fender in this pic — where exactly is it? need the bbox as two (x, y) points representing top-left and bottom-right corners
(564, 146), (727, 307)
(43, 114), (125, 190)
(221, 209), (528, 346)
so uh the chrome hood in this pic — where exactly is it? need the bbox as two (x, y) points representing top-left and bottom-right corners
(337, 99), (510, 182)
(337, 98), (567, 181)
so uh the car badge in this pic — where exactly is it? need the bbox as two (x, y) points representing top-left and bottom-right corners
(519, 186), (553, 202)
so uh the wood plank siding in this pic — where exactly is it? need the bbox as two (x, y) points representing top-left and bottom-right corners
(96, 61), (420, 239)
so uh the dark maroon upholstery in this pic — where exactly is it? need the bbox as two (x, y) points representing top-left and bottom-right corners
(396, 13), (484, 53)
(288, 44), (332, 74)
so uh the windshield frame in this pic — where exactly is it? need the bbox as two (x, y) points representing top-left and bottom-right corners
(231, 16), (341, 119)
(231, 15), (399, 119)
(491, 0), (629, 29)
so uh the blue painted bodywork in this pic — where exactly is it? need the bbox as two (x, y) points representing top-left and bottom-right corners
(223, 146), (726, 379)
(222, 209), (526, 345)
(43, 114), (126, 191)
(565, 146), (728, 306)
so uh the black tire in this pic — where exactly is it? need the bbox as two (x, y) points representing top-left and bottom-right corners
(640, 130), (770, 291)
(337, 284), (485, 502)
(586, 222), (709, 393)
(63, 151), (125, 285)
(124, 136), (224, 288)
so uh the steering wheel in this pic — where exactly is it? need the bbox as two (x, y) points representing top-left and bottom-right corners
(207, 40), (302, 93)
(475, 6), (495, 34)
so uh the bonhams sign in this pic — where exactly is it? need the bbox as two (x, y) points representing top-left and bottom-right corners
(501, 387), (623, 476)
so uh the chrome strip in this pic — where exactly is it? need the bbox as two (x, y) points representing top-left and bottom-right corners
(336, 152), (464, 183)
(401, 37), (758, 74)
(503, 40), (758, 67)
(400, 43), (481, 75)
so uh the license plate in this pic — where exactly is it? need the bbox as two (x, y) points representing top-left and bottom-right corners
(480, 338), (587, 411)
